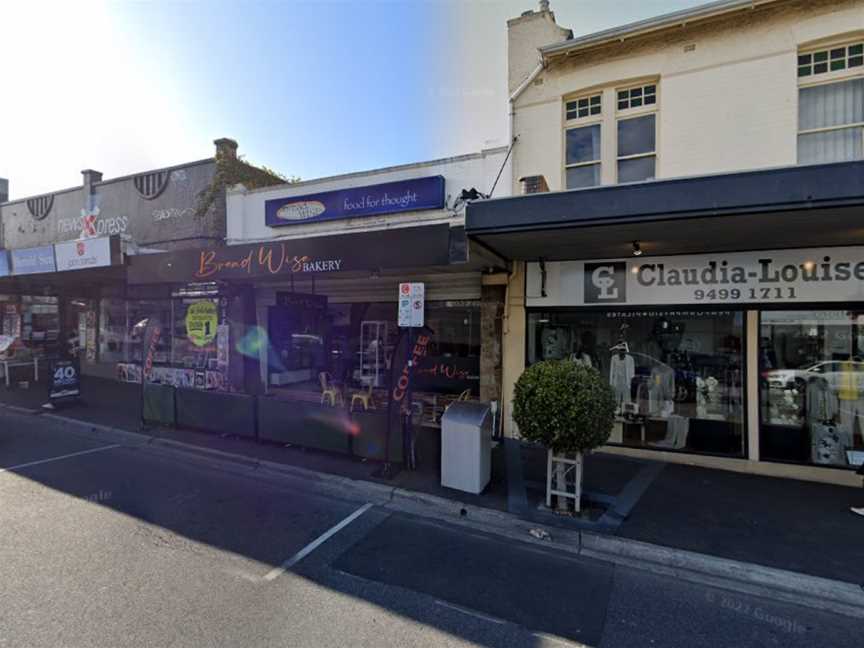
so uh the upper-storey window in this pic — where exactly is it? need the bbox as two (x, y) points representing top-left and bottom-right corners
(798, 41), (864, 165)
(616, 83), (657, 183)
(566, 93), (601, 120)
(565, 93), (603, 189)
(617, 84), (657, 110)
(563, 81), (659, 189)
(798, 43), (863, 77)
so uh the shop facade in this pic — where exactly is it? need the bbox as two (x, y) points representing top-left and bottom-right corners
(0, 138), (281, 384)
(120, 148), (511, 458)
(467, 160), (864, 486)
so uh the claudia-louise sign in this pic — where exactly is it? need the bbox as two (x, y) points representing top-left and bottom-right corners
(528, 247), (864, 307)
(265, 176), (445, 227)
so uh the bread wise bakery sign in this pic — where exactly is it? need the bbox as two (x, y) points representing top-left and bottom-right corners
(264, 176), (445, 227)
(127, 224), (453, 284)
(528, 246), (864, 307)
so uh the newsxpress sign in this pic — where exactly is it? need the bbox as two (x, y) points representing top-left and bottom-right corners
(527, 247), (864, 307)
(264, 176), (445, 227)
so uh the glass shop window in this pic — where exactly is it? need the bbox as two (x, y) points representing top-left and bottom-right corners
(527, 309), (745, 457)
(760, 310), (864, 469)
(172, 298), (222, 371)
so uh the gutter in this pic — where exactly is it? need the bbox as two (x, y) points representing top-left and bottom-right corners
(540, 0), (776, 60)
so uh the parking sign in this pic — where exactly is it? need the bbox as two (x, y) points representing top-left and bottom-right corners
(398, 282), (425, 327)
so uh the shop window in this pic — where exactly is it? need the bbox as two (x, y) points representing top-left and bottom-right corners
(565, 124), (602, 189)
(171, 298), (222, 371)
(759, 310), (864, 469)
(99, 298), (127, 364)
(527, 309), (745, 457)
(0, 295), (60, 361)
(267, 300), (482, 416)
(617, 114), (656, 183)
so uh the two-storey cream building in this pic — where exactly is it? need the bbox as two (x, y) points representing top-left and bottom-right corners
(468, 0), (864, 485)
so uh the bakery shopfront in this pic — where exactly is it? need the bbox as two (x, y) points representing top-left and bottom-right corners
(467, 160), (864, 485)
(126, 218), (503, 458)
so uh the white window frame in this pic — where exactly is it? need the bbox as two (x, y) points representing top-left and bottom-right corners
(797, 40), (864, 164)
(563, 92), (603, 189)
(615, 83), (659, 183)
(561, 79), (660, 188)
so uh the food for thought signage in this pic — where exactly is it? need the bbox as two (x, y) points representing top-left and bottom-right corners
(264, 176), (445, 227)
(528, 247), (864, 307)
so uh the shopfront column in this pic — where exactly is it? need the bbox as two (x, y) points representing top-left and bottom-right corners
(501, 262), (526, 438)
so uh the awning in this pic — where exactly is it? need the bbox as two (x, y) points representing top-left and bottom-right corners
(466, 161), (864, 261)
(127, 223), (463, 285)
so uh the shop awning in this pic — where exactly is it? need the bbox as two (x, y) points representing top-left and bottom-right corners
(127, 223), (469, 285)
(466, 160), (864, 261)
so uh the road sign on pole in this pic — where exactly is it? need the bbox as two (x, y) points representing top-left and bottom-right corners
(398, 282), (424, 328)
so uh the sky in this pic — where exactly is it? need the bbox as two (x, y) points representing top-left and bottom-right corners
(0, 0), (708, 199)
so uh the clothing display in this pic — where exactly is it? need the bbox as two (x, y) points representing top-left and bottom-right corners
(838, 398), (864, 446)
(652, 415), (690, 450)
(806, 377), (838, 423)
(648, 365), (675, 416)
(609, 353), (635, 411)
(810, 423), (852, 465)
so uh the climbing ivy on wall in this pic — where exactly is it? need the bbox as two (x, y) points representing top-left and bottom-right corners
(194, 150), (298, 219)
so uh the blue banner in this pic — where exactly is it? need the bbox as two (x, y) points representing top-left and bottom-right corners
(0, 250), (9, 278)
(265, 175), (445, 227)
(11, 245), (56, 275)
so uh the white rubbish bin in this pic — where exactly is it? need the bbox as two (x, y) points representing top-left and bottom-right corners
(440, 401), (492, 494)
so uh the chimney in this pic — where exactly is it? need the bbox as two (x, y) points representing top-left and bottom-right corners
(519, 175), (549, 194)
(507, 2), (572, 95)
(0, 178), (8, 204)
(81, 169), (102, 192)
(214, 137), (239, 160)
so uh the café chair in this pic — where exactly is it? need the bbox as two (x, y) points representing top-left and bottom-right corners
(319, 372), (342, 407)
(350, 382), (375, 411)
(457, 389), (472, 401)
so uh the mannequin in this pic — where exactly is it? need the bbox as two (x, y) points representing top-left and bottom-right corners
(609, 347), (635, 414)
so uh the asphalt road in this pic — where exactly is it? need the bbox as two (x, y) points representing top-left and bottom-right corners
(0, 410), (861, 648)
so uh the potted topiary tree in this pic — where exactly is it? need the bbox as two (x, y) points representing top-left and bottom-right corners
(513, 360), (616, 513)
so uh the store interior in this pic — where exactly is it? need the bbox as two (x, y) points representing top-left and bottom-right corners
(527, 309), (746, 457)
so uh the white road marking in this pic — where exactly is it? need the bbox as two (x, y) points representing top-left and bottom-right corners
(263, 502), (374, 581)
(0, 444), (121, 474)
(434, 600), (507, 625)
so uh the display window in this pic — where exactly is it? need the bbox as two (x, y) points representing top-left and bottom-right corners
(0, 295), (60, 360)
(99, 296), (230, 391)
(527, 309), (746, 457)
(267, 298), (482, 425)
(760, 310), (864, 469)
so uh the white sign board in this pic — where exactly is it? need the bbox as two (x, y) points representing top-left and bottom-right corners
(398, 282), (425, 327)
(54, 237), (113, 272)
(528, 246), (864, 307)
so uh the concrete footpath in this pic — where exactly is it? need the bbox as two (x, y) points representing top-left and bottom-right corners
(2, 400), (863, 622)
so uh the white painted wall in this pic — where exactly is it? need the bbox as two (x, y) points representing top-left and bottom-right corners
(511, 0), (864, 192)
(226, 147), (510, 245)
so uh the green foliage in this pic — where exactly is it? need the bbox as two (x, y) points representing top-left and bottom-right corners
(512, 360), (616, 454)
(194, 152), (296, 220)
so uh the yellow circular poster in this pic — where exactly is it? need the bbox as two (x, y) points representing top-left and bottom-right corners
(186, 300), (218, 347)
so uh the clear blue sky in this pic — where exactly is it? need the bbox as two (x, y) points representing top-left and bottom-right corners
(0, 0), (707, 198)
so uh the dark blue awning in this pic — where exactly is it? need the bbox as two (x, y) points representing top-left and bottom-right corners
(466, 161), (864, 261)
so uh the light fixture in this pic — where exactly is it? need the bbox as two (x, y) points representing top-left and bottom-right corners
(632, 241), (643, 256)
